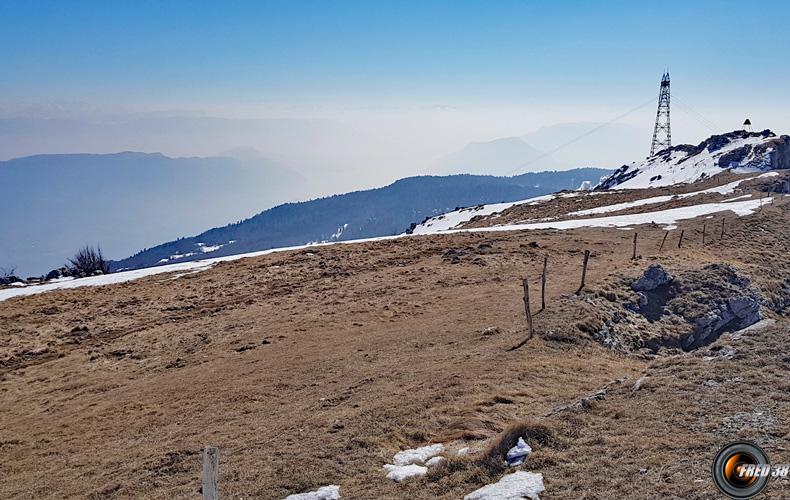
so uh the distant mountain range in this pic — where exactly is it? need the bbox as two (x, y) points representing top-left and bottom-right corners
(110, 168), (611, 271)
(430, 123), (647, 177)
(0, 152), (305, 277)
(432, 137), (562, 175)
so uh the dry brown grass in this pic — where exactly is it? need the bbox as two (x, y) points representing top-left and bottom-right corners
(477, 420), (555, 475)
(1, 173), (789, 498)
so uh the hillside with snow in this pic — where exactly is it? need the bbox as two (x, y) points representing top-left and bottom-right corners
(597, 129), (790, 190)
(108, 169), (608, 272)
(4, 158), (790, 499)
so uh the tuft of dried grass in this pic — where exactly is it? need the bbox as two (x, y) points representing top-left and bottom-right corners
(477, 420), (555, 475)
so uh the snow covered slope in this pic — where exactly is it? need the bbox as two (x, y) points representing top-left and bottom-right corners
(3, 173), (783, 303)
(598, 130), (790, 190)
(408, 194), (555, 235)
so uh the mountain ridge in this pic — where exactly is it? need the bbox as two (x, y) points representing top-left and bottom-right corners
(598, 129), (790, 190)
(110, 168), (611, 271)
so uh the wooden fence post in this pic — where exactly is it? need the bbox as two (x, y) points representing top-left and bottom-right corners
(522, 278), (534, 340)
(678, 230), (684, 249)
(539, 255), (548, 313)
(720, 218), (725, 240)
(203, 446), (219, 500)
(631, 232), (638, 260)
(575, 250), (590, 295)
(702, 223), (706, 245)
(658, 230), (669, 252)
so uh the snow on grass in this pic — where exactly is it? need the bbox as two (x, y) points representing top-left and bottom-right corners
(569, 195), (674, 217)
(723, 194), (753, 202)
(425, 456), (445, 467)
(383, 443), (445, 482)
(392, 443), (445, 466)
(410, 194), (556, 235)
(329, 223), (349, 240)
(570, 177), (753, 217)
(461, 197), (766, 233)
(284, 485), (341, 500)
(0, 190), (777, 303)
(197, 243), (224, 253)
(0, 236), (407, 303)
(383, 464), (428, 482)
(463, 471), (545, 500)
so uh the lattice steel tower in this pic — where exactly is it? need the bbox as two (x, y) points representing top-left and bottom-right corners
(649, 72), (671, 156)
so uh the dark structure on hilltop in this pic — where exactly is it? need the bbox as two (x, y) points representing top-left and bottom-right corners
(650, 72), (672, 157)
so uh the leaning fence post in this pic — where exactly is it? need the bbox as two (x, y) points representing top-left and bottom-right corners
(539, 255), (548, 313)
(522, 278), (534, 340)
(203, 446), (219, 500)
(631, 232), (638, 260)
(678, 230), (685, 249)
(658, 230), (669, 252)
(575, 250), (590, 295)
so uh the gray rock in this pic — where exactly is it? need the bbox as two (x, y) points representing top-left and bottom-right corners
(631, 264), (672, 292)
(0, 275), (24, 285)
(480, 326), (500, 336)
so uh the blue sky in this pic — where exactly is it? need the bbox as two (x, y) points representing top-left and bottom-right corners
(2, 0), (788, 109)
(1, 1), (789, 173)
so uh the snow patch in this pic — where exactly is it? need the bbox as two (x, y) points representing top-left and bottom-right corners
(384, 443), (445, 482)
(443, 198), (766, 234)
(425, 456), (445, 467)
(284, 485), (341, 500)
(464, 471), (545, 500)
(383, 464), (428, 482)
(392, 443), (445, 466)
(411, 195), (556, 235)
(197, 243), (224, 253)
(571, 178), (752, 217)
(330, 223), (349, 240)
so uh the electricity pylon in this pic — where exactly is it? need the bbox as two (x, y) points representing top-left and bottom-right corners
(650, 72), (671, 156)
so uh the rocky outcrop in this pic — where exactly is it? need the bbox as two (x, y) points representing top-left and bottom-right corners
(43, 266), (104, 282)
(589, 264), (763, 353)
(631, 264), (672, 292)
(596, 129), (790, 190)
(0, 275), (24, 286)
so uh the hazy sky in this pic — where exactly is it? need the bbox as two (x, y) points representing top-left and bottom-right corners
(2, 0), (789, 185)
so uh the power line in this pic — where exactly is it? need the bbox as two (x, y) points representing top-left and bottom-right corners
(506, 96), (657, 176)
(670, 92), (721, 133)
